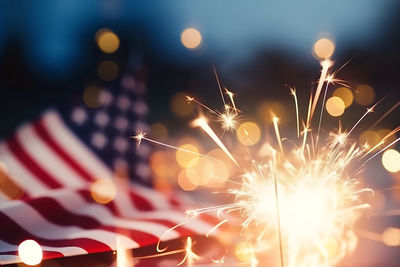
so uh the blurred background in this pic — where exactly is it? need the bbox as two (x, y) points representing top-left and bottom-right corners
(0, 0), (400, 265)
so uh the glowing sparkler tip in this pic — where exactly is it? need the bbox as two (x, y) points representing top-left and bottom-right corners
(132, 130), (146, 147)
(321, 59), (333, 68)
(192, 116), (208, 127)
(226, 89), (234, 97)
(186, 96), (194, 102)
(326, 74), (334, 83)
(178, 237), (202, 266)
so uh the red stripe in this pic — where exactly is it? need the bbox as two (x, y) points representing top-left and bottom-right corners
(6, 136), (62, 188)
(0, 212), (110, 254)
(77, 189), (195, 236)
(28, 196), (159, 247)
(129, 191), (153, 211)
(33, 120), (94, 182)
(78, 190), (119, 215)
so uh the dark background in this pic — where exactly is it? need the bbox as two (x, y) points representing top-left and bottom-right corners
(0, 1), (399, 265)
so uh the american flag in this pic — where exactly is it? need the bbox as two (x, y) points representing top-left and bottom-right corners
(0, 66), (216, 265)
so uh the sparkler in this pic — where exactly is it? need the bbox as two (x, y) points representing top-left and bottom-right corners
(133, 57), (400, 266)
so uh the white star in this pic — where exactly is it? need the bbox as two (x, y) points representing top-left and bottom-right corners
(132, 100), (148, 116)
(94, 111), (110, 128)
(113, 136), (128, 153)
(91, 132), (107, 149)
(99, 90), (113, 106)
(136, 162), (150, 180)
(121, 75), (136, 90)
(114, 116), (129, 132)
(117, 96), (131, 111)
(71, 107), (87, 125)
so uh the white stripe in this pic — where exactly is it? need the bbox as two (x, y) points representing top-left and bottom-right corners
(0, 239), (87, 255)
(0, 240), (87, 264)
(41, 110), (113, 180)
(113, 184), (140, 218)
(1, 200), (138, 250)
(0, 143), (49, 195)
(0, 255), (20, 265)
(131, 184), (172, 210)
(40, 188), (213, 236)
(99, 188), (213, 235)
(16, 124), (86, 189)
(46, 189), (180, 240)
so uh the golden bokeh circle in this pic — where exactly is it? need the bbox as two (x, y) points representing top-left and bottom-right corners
(98, 61), (119, 81)
(83, 86), (102, 108)
(325, 96), (345, 117)
(382, 149), (400, 173)
(96, 29), (120, 53)
(313, 38), (335, 59)
(333, 87), (353, 108)
(382, 227), (400, 246)
(181, 28), (202, 49)
(237, 121), (261, 146)
(176, 144), (199, 168)
(90, 178), (117, 204)
(354, 84), (375, 106)
(170, 92), (195, 117)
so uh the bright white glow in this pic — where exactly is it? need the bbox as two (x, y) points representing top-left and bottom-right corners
(18, 240), (43, 266)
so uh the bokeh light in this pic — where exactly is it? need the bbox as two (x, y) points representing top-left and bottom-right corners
(177, 169), (197, 191)
(382, 149), (400, 173)
(382, 227), (400, 246)
(83, 86), (102, 108)
(235, 241), (255, 262)
(354, 84), (375, 106)
(176, 144), (199, 168)
(150, 151), (179, 182)
(359, 130), (380, 148)
(333, 87), (353, 108)
(98, 61), (119, 81)
(186, 157), (214, 186)
(150, 123), (168, 142)
(325, 96), (345, 117)
(18, 240), (43, 266)
(90, 178), (117, 204)
(170, 92), (195, 117)
(377, 128), (397, 145)
(258, 101), (289, 125)
(181, 28), (202, 50)
(236, 121), (261, 146)
(0, 161), (24, 199)
(206, 149), (231, 187)
(319, 236), (339, 259)
(313, 38), (335, 59)
(96, 29), (120, 54)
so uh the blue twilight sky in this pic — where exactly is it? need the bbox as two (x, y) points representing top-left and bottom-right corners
(0, 0), (396, 76)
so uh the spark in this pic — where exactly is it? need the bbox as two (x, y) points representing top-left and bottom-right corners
(193, 116), (240, 167)
(272, 154), (285, 267)
(178, 237), (202, 267)
(272, 117), (285, 156)
(309, 59), (332, 126)
(226, 88), (238, 113)
(132, 131), (217, 162)
(218, 109), (239, 132)
(290, 88), (300, 138)
(133, 59), (399, 267)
